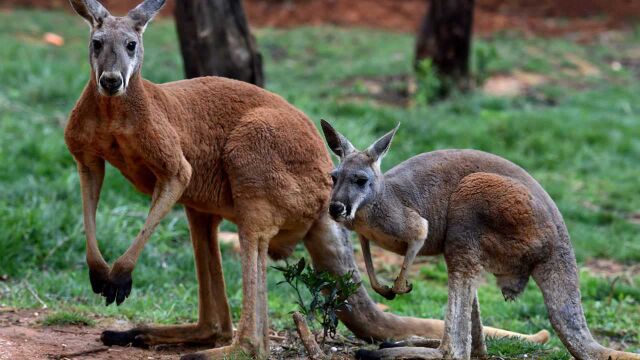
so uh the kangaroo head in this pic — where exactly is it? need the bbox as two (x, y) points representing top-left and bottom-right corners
(69, 0), (165, 96)
(320, 120), (399, 223)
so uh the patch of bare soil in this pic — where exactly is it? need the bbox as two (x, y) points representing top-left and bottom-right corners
(0, 307), (365, 360)
(584, 259), (640, 278)
(0, 308), (193, 360)
(1, 0), (639, 37)
(339, 74), (414, 107)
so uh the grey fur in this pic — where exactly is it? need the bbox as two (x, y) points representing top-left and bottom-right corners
(127, 0), (166, 32)
(69, 0), (109, 27)
(69, 0), (164, 96)
(320, 121), (640, 360)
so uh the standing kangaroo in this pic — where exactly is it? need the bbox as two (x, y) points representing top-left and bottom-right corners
(321, 120), (640, 360)
(64, 0), (548, 358)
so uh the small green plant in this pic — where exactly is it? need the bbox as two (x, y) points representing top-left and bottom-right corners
(414, 58), (442, 105)
(472, 41), (499, 86)
(42, 311), (95, 326)
(273, 258), (360, 344)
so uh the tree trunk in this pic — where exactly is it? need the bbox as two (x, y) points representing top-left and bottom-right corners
(174, 0), (264, 87)
(414, 0), (474, 95)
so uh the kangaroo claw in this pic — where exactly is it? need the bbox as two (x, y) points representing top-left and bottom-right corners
(373, 284), (397, 300)
(101, 272), (133, 306)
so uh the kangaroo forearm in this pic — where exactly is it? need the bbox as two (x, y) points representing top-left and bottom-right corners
(77, 159), (106, 267)
(359, 236), (382, 288)
(118, 176), (187, 267)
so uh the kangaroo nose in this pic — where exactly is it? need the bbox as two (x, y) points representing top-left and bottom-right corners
(99, 73), (123, 95)
(329, 202), (346, 218)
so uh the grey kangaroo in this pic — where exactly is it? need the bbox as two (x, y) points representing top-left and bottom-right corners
(320, 120), (640, 360)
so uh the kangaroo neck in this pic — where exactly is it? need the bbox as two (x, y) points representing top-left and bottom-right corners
(91, 71), (152, 123)
(354, 176), (398, 228)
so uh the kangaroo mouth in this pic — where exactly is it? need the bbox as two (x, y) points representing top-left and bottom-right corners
(329, 204), (355, 224)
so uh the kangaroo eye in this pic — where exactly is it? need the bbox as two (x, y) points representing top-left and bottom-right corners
(126, 41), (137, 52)
(92, 39), (102, 52)
(355, 178), (368, 187)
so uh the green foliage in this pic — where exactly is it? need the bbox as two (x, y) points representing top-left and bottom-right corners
(472, 41), (500, 85)
(414, 59), (442, 105)
(273, 258), (359, 343)
(42, 311), (95, 326)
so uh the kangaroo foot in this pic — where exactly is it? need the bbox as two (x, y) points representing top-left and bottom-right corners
(356, 346), (443, 360)
(102, 324), (230, 348)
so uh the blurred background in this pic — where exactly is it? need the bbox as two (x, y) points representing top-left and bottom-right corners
(0, 1), (639, 359)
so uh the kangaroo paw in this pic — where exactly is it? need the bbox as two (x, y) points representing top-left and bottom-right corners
(373, 284), (396, 300)
(392, 278), (413, 295)
(101, 271), (133, 306)
(88, 266), (110, 295)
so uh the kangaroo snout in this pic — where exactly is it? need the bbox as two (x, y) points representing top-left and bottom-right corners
(99, 72), (124, 96)
(329, 202), (347, 220)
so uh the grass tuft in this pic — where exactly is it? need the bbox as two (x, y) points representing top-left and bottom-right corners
(42, 311), (95, 327)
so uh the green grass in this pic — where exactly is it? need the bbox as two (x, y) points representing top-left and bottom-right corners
(42, 310), (95, 326)
(0, 9), (639, 358)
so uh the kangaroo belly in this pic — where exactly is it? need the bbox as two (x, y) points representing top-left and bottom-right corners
(358, 227), (408, 255)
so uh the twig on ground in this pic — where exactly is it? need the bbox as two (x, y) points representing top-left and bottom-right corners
(23, 281), (47, 309)
(49, 346), (108, 359)
(293, 311), (326, 360)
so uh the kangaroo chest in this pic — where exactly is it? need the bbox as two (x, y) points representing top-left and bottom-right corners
(353, 204), (442, 257)
(101, 131), (157, 195)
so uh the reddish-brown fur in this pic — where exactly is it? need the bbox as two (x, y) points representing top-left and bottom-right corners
(65, 1), (551, 358)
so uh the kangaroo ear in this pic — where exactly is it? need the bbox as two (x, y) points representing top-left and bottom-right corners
(366, 123), (399, 164)
(128, 0), (165, 33)
(69, 0), (110, 27)
(320, 119), (356, 160)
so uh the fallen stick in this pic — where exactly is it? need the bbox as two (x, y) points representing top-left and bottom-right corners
(50, 346), (108, 359)
(292, 312), (326, 360)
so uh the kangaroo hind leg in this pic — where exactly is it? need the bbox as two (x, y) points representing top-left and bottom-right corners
(532, 240), (640, 360)
(102, 208), (232, 347)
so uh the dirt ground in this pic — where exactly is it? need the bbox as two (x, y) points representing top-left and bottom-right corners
(0, 0), (639, 36)
(2, 235), (636, 360)
(0, 308), (190, 360)
(0, 307), (364, 360)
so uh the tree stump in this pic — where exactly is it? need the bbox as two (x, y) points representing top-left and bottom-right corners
(174, 0), (264, 86)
